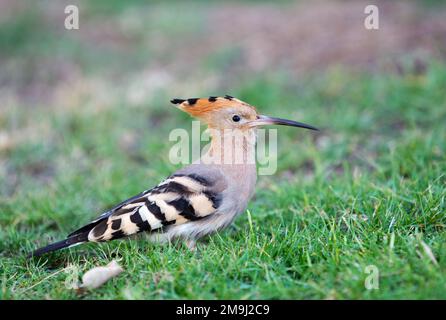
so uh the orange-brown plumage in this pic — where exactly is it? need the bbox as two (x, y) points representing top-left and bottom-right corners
(170, 95), (256, 118)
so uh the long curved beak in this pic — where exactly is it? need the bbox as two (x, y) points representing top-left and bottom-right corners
(248, 115), (318, 131)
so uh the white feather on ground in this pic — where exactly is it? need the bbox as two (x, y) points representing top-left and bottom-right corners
(80, 260), (124, 289)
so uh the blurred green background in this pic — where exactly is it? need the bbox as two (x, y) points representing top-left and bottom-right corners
(1, 0), (445, 299)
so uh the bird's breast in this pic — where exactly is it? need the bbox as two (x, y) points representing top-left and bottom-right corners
(218, 163), (257, 215)
(160, 163), (257, 241)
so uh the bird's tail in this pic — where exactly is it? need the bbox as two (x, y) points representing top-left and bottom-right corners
(27, 232), (89, 259)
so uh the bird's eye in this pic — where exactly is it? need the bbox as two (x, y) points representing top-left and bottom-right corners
(232, 115), (241, 122)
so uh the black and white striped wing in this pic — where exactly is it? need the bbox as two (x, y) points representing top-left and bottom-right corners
(69, 173), (224, 242)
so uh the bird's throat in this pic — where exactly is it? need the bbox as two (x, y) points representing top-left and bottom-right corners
(202, 128), (257, 167)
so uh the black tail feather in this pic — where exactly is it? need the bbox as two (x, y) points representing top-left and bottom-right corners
(28, 232), (88, 259)
(67, 219), (103, 238)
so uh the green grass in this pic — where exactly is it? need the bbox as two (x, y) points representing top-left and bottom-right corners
(1, 0), (446, 300)
(1, 61), (446, 299)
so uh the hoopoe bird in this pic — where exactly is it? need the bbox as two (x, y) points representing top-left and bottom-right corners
(30, 96), (317, 257)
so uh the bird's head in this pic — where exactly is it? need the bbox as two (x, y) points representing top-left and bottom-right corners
(170, 95), (318, 131)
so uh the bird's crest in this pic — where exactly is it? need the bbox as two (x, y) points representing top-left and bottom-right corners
(170, 95), (256, 117)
